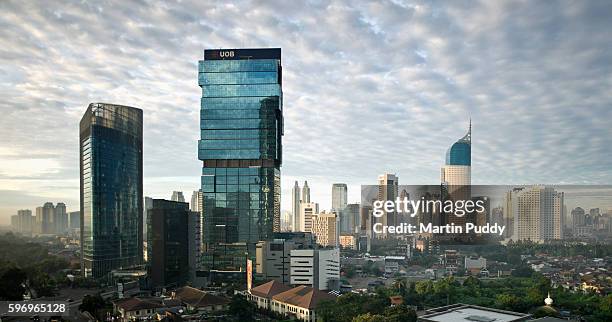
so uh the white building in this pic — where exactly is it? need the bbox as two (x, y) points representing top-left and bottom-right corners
(290, 248), (340, 291)
(299, 202), (319, 232)
(171, 191), (185, 202)
(292, 181), (301, 232)
(190, 190), (202, 212)
(509, 186), (564, 242)
(377, 173), (398, 238)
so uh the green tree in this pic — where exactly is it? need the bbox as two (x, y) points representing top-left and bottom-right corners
(383, 304), (417, 322)
(352, 313), (386, 322)
(415, 280), (433, 296)
(228, 294), (256, 322)
(0, 266), (27, 300)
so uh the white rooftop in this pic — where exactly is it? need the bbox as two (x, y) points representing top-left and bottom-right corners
(421, 305), (529, 322)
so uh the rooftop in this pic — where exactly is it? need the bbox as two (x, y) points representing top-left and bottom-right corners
(173, 286), (229, 308)
(272, 285), (337, 309)
(419, 304), (530, 322)
(250, 280), (293, 299)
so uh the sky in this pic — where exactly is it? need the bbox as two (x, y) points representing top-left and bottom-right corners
(1, 0), (612, 223)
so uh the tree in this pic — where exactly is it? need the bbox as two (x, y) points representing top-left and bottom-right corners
(0, 266), (27, 300)
(511, 265), (534, 278)
(384, 304), (417, 322)
(392, 278), (407, 297)
(352, 313), (386, 322)
(415, 280), (433, 296)
(228, 294), (256, 322)
(79, 293), (106, 314)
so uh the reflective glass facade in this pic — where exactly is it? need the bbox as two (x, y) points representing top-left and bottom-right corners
(198, 48), (283, 271)
(80, 103), (143, 278)
(445, 126), (471, 166)
(147, 199), (190, 288)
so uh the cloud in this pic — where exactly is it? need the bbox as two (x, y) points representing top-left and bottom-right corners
(0, 0), (611, 220)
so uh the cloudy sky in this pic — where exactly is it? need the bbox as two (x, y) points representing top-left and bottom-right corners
(1, 0), (612, 223)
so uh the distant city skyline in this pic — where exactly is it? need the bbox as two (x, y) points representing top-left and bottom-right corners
(2, 1), (612, 223)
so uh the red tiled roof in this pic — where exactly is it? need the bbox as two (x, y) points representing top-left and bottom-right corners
(114, 298), (162, 312)
(272, 286), (337, 309)
(250, 280), (293, 299)
(174, 286), (229, 308)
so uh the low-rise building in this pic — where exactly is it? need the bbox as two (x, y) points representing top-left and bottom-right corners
(271, 285), (337, 321)
(173, 286), (229, 313)
(419, 303), (531, 322)
(339, 234), (357, 250)
(247, 280), (293, 310)
(113, 297), (162, 322)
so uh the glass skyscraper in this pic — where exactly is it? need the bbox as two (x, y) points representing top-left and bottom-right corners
(80, 103), (143, 278)
(198, 48), (283, 272)
(445, 120), (471, 166)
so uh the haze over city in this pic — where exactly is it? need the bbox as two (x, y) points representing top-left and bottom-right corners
(1, 0), (612, 222)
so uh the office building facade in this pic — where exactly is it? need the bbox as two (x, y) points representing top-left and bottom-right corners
(292, 181), (301, 232)
(331, 183), (347, 211)
(311, 212), (338, 247)
(80, 103), (143, 278)
(289, 248), (340, 291)
(255, 239), (297, 284)
(509, 186), (564, 242)
(198, 48), (283, 271)
(147, 199), (197, 289)
(171, 191), (185, 203)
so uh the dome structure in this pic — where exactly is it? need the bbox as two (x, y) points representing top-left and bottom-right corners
(544, 292), (553, 306)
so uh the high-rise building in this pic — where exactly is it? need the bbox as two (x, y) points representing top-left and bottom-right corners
(171, 191), (185, 203)
(80, 103), (143, 278)
(377, 173), (398, 238)
(441, 121), (472, 227)
(340, 203), (360, 234)
(311, 212), (338, 247)
(69, 211), (80, 230)
(144, 196), (153, 247)
(255, 239), (297, 284)
(302, 181), (311, 204)
(292, 181), (301, 232)
(280, 210), (292, 232)
(509, 186), (564, 242)
(147, 199), (196, 289)
(289, 248), (340, 291)
(35, 202), (54, 234)
(16, 209), (33, 233)
(190, 190), (203, 212)
(299, 202), (319, 233)
(331, 183), (347, 211)
(54, 202), (68, 234)
(198, 48), (283, 272)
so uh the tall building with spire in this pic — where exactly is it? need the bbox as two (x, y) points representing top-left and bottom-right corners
(441, 121), (472, 227)
(171, 191), (185, 203)
(302, 181), (310, 203)
(292, 181), (301, 232)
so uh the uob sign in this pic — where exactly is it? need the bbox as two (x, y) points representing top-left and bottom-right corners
(220, 51), (234, 58)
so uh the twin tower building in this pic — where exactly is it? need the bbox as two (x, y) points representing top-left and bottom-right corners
(79, 48), (283, 278)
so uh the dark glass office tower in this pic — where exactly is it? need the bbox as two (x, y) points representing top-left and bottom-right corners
(80, 103), (143, 278)
(147, 199), (191, 289)
(198, 48), (283, 272)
